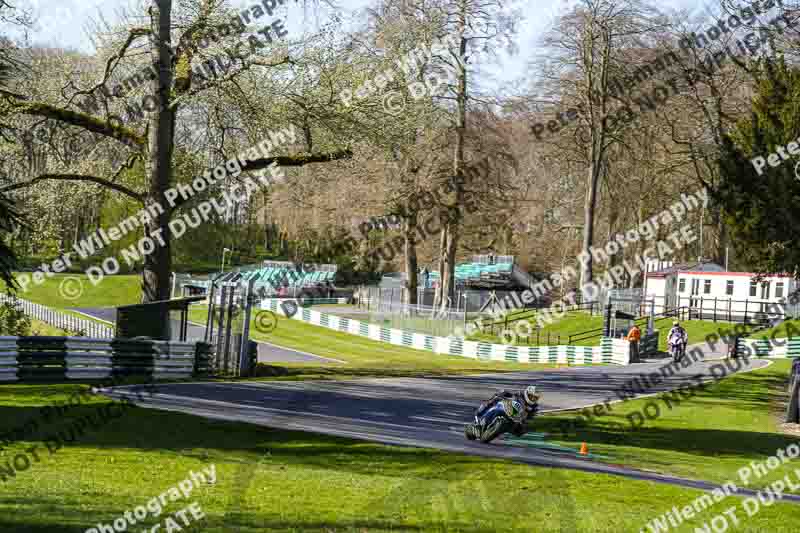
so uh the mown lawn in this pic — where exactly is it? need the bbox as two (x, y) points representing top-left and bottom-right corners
(752, 318), (800, 340)
(536, 359), (800, 489)
(466, 311), (604, 346)
(2, 382), (800, 532)
(2, 273), (141, 310)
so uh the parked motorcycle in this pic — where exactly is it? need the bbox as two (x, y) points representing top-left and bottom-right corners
(465, 391), (539, 444)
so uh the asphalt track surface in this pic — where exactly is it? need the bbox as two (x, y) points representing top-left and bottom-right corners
(99, 354), (800, 501)
(70, 307), (341, 364)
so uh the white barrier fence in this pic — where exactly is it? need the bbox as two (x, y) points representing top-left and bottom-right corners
(0, 295), (114, 338)
(262, 299), (632, 365)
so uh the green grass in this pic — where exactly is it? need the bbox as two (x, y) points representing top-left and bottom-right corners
(751, 318), (800, 340)
(2, 383), (800, 532)
(3, 273), (141, 309)
(334, 312), (461, 337)
(27, 318), (70, 336)
(535, 359), (799, 488)
(653, 319), (762, 352)
(467, 311), (604, 346)
(189, 305), (558, 379)
(468, 310), (766, 353)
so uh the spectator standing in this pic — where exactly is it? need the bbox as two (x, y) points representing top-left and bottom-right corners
(627, 323), (642, 363)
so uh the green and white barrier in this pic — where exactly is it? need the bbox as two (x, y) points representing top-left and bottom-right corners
(736, 337), (800, 358)
(261, 297), (348, 306)
(263, 300), (635, 365)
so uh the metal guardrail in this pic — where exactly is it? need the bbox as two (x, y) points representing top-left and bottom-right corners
(649, 295), (794, 323)
(0, 337), (211, 382)
(567, 306), (686, 345)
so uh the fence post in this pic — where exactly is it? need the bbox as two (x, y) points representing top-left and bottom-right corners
(744, 299), (749, 324)
(714, 297), (717, 322)
(786, 359), (800, 423)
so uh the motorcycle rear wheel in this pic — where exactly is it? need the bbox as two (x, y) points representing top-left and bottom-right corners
(480, 417), (509, 444)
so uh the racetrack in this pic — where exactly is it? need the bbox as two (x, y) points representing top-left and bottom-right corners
(99, 353), (797, 500)
(71, 307), (342, 364)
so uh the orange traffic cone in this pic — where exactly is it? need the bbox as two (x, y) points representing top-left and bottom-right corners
(579, 442), (588, 455)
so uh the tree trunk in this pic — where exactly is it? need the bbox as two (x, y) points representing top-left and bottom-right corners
(629, 205), (644, 288)
(577, 21), (610, 298)
(436, 213), (459, 312)
(403, 215), (418, 305)
(579, 154), (601, 292)
(141, 0), (176, 303)
(437, 13), (468, 314)
(711, 202), (728, 267)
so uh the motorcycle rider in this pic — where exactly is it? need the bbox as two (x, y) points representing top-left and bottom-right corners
(667, 320), (688, 356)
(470, 385), (539, 439)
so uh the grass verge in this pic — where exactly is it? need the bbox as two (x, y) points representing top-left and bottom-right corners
(2, 383), (800, 532)
(28, 318), (69, 336)
(3, 273), (141, 309)
(535, 358), (800, 489)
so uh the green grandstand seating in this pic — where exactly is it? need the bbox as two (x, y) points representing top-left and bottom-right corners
(420, 259), (516, 286)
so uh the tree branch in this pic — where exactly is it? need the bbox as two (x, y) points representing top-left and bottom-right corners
(172, 54), (293, 107)
(171, 149), (354, 208)
(0, 173), (144, 201)
(7, 99), (147, 147)
(241, 149), (354, 172)
(68, 27), (151, 106)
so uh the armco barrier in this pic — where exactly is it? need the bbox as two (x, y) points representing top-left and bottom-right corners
(736, 336), (800, 358)
(640, 331), (660, 357)
(0, 337), (212, 382)
(263, 299), (632, 365)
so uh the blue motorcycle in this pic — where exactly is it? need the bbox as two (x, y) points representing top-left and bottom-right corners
(465, 396), (530, 444)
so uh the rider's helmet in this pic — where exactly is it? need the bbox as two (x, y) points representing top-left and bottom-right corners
(523, 386), (538, 407)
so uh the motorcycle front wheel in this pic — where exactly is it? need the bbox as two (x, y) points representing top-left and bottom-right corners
(464, 424), (478, 441)
(480, 416), (510, 444)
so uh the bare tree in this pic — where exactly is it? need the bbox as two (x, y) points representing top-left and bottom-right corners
(534, 0), (664, 292)
(1, 0), (351, 302)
